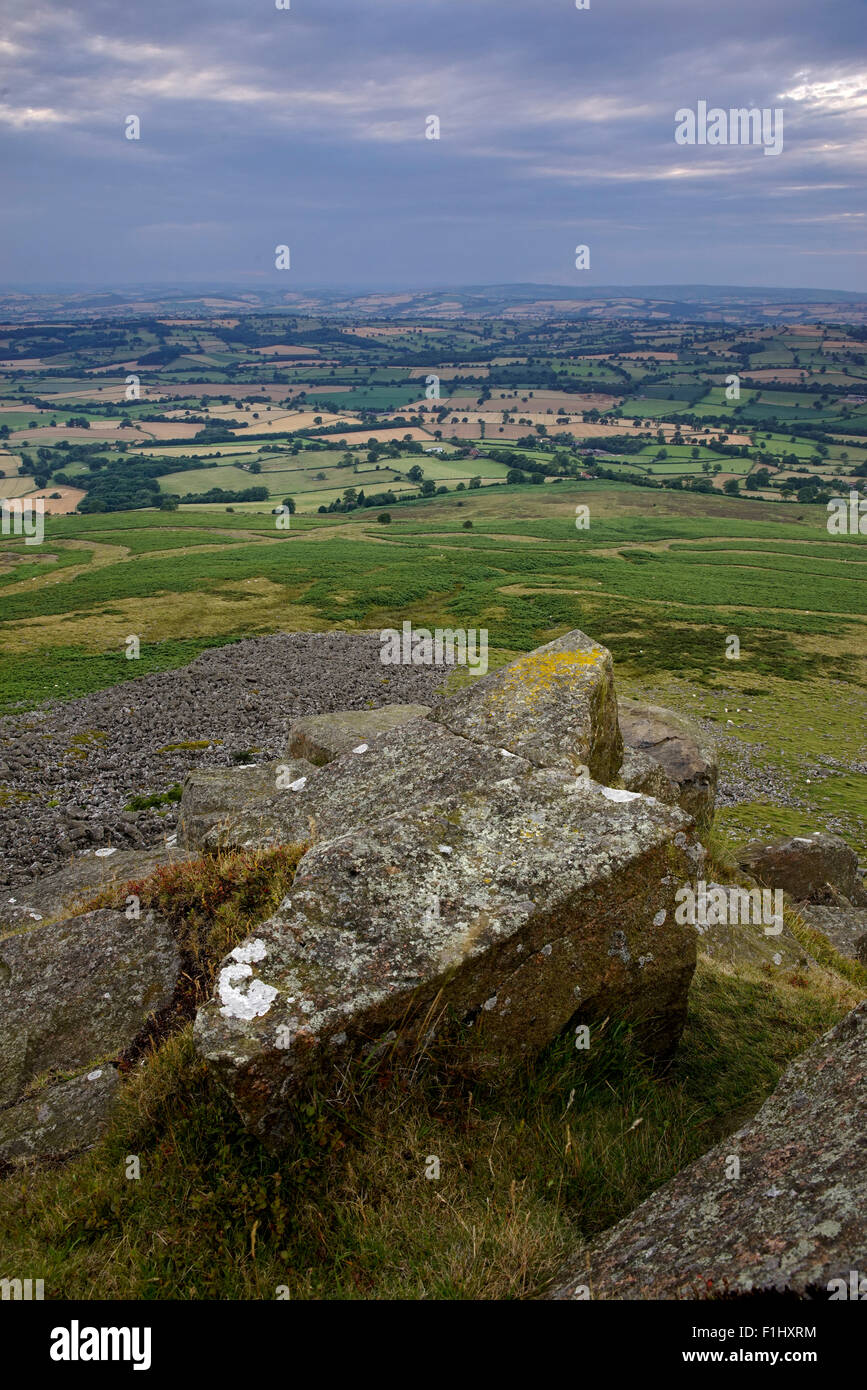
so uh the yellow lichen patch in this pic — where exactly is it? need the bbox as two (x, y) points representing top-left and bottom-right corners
(494, 649), (604, 708)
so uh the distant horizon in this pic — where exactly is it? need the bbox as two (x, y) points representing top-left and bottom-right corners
(2, 280), (865, 299)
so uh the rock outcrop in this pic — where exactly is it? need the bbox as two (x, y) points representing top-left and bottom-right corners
(617, 697), (717, 824)
(795, 902), (867, 965)
(0, 1066), (121, 1166)
(191, 721), (533, 852)
(433, 630), (622, 784)
(0, 845), (195, 932)
(195, 770), (701, 1144)
(693, 881), (816, 975)
(547, 1000), (867, 1300)
(193, 630), (706, 1144)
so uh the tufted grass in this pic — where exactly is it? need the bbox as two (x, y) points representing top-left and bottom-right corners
(0, 843), (862, 1300)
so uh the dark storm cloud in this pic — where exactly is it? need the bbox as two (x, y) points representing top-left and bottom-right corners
(0, 0), (864, 288)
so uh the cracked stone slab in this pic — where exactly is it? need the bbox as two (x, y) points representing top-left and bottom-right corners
(546, 1000), (867, 1300)
(287, 704), (431, 765)
(197, 719), (534, 853)
(433, 629), (622, 784)
(177, 760), (312, 849)
(195, 767), (700, 1146)
(0, 908), (180, 1108)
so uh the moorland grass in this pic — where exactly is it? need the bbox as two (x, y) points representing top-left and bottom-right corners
(0, 848), (862, 1301)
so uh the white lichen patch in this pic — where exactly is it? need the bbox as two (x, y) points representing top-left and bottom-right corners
(289, 776), (307, 792)
(232, 938), (268, 965)
(218, 940), (277, 1020)
(653, 909), (667, 927)
(352, 744), (369, 754)
(601, 787), (642, 803)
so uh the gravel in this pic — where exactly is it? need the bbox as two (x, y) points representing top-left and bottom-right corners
(0, 632), (448, 887)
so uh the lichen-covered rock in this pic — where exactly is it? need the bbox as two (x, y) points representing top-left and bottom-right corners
(615, 747), (679, 805)
(287, 704), (431, 765)
(0, 846), (196, 932)
(795, 902), (867, 964)
(0, 909), (180, 1108)
(177, 761), (310, 849)
(201, 720), (533, 852)
(0, 1065), (120, 1165)
(547, 1001), (867, 1300)
(195, 769), (701, 1145)
(737, 831), (867, 907)
(433, 630), (622, 784)
(617, 697), (717, 824)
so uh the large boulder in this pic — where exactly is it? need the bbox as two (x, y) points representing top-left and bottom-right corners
(0, 845), (197, 932)
(177, 761), (310, 849)
(0, 1065), (120, 1166)
(433, 630), (622, 784)
(287, 704), (431, 765)
(737, 831), (867, 907)
(0, 908), (180, 1109)
(547, 1001), (867, 1300)
(617, 697), (717, 824)
(195, 720), (533, 852)
(195, 768), (701, 1146)
(615, 747), (679, 806)
(795, 902), (867, 965)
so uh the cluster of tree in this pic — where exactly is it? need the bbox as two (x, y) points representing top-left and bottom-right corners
(193, 422), (245, 443)
(176, 486), (269, 505)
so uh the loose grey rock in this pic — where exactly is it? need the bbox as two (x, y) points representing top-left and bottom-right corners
(546, 1000), (867, 1300)
(0, 908), (180, 1107)
(287, 704), (431, 765)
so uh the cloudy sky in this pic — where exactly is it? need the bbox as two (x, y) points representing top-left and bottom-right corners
(1, 0), (865, 291)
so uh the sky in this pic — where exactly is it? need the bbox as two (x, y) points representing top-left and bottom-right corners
(0, 0), (865, 292)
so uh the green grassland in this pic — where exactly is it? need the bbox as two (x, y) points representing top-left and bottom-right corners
(1, 481), (864, 856)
